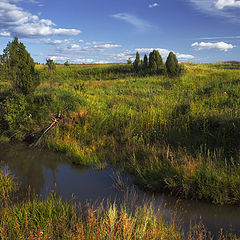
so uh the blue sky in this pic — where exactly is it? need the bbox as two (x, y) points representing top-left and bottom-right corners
(0, 0), (240, 63)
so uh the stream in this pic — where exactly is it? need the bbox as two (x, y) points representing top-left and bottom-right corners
(0, 143), (239, 238)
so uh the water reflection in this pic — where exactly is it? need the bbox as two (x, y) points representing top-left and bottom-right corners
(0, 143), (240, 237)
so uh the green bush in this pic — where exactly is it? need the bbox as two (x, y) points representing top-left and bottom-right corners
(0, 93), (30, 138)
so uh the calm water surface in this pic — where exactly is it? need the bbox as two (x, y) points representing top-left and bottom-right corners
(0, 143), (240, 237)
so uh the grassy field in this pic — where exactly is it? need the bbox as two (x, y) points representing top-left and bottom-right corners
(0, 62), (240, 205)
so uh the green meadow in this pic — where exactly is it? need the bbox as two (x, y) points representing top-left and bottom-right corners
(1, 61), (240, 239)
(1, 61), (240, 205)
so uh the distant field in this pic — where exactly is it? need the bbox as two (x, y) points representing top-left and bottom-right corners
(184, 61), (240, 70)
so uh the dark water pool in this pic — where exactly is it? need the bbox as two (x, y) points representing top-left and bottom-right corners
(0, 143), (240, 237)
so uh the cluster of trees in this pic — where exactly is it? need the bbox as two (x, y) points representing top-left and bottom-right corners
(132, 50), (182, 77)
(0, 38), (184, 100)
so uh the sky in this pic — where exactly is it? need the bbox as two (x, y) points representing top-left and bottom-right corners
(0, 0), (240, 63)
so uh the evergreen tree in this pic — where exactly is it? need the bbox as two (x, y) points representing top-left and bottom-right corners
(149, 50), (164, 74)
(1, 37), (39, 95)
(166, 52), (180, 77)
(134, 51), (141, 71)
(143, 54), (148, 69)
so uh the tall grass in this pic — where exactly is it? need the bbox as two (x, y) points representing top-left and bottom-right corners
(0, 171), (239, 240)
(1, 62), (240, 204)
(0, 169), (18, 206)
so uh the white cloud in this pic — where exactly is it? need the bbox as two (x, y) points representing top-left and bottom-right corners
(95, 60), (111, 64)
(49, 55), (94, 64)
(92, 41), (111, 45)
(215, 0), (240, 9)
(42, 38), (124, 63)
(40, 36), (193, 64)
(176, 53), (195, 60)
(111, 13), (152, 32)
(49, 56), (68, 62)
(0, 31), (11, 37)
(112, 48), (194, 62)
(69, 44), (81, 50)
(192, 41), (235, 51)
(0, 1), (81, 38)
(188, 0), (240, 21)
(149, 3), (159, 8)
(135, 48), (195, 59)
(93, 43), (121, 49)
(1, 0), (44, 7)
(41, 38), (70, 45)
(75, 58), (94, 63)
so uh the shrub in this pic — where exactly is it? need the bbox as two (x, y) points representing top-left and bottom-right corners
(0, 93), (30, 138)
(64, 60), (70, 66)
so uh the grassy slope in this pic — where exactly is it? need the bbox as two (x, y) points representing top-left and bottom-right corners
(1, 62), (240, 204)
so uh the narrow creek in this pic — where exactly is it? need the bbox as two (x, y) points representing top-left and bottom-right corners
(0, 143), (239, 237)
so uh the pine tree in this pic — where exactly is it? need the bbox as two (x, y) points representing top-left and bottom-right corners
(134, 51), (141, 71)
(1, 37), (39, 95)
(166, 52), (180, 77)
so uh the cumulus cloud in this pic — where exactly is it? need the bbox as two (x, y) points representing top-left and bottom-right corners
(191, 41), (235, 51)
(111, 13), (152, 32)
(42, 38), (124, 63)
(112, 48), (194, 62)
(149, 3), (160, 8)
(0, 1), (81, 38)
(176, 54), (195, 60)
(215, 0), (240, 9)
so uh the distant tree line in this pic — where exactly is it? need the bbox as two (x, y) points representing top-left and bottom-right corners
(132, 50), (183, 77)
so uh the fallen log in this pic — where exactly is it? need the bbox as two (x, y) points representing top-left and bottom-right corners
(32, 113), (62, 147)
